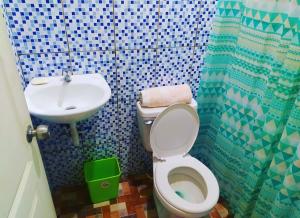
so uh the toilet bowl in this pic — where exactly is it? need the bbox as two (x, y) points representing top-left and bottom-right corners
(137, 101), (219, 218)
(153, 156), (219, 217)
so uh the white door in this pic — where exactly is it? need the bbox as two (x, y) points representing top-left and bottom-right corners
(0, 8), (56, 218)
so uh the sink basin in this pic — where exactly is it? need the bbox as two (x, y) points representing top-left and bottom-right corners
(24, 73), (111, 124)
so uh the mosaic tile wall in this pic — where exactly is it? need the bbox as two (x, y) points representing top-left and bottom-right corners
(1, 0), (217, 190)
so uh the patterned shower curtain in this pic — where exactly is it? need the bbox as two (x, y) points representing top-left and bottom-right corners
(194, 0), (300, 217)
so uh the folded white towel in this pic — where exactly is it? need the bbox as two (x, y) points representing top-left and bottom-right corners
(140, 84), (192, 108)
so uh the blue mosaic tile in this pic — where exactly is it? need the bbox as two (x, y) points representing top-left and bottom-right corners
(117, 100), (153, 177)
(70, 50), (118, 144)
(116, 138), (134, 176)
(116, 49), (157, 140)
(118, 100), (139, 142)
(158, 0), (201, 48)
(81, 142), (119, 162)
(193, 46), (207, 96)
(19, 52), (70, 85)
(77, 97), (118, 146)
(118, 137), (152, 176)
(156, 46), (198, 96)
(63, 0), (115, 52)
(196, 0), (218, 47)
(114, 0), (159, 50)
(116, 49), (157, 102)
(2, 0), (68, 54)
(70, 50), (117, 95)
(41, 146), (85, 189)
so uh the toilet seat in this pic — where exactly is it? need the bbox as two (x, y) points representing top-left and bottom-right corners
(150, 104), (219, 217)
(154, 156), (219, 215)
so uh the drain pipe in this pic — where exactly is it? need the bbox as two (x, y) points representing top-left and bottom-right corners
(70, 123), (80, 146)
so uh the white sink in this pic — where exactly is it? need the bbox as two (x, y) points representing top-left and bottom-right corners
(24, 73), (111, 146)
(24, 73), (111, 124)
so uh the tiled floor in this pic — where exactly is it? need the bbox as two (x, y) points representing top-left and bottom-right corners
(53, 174), (157, 218)
(53, 174), (231, 218)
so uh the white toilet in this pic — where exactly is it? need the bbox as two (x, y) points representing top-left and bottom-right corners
(137, 99), (219, 218)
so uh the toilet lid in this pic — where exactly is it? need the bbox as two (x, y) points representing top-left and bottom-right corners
(150, 104), (199, 159)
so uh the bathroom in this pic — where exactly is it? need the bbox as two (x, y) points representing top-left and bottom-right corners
(0, 0), (299, 217)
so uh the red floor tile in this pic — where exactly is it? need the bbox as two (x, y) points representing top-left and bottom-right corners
(135, 205), (146, 218)
(54, 174), (157, 218)
(53, 174), (230, 218)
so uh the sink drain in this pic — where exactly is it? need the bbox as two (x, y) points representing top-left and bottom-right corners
(65, 106), (77, 110)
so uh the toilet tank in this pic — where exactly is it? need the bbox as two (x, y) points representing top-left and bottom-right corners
(136, 99), (198, 152)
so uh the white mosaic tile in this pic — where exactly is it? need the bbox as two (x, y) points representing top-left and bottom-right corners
(2, 0), (68, 54)
(70, 50), (117, 95)
(156, 46), (198, 96)
(64, 0), (115, 51)
(116, 49), (157, 101)
(196, 0), (218, 47)
(193, 46), (207, 97)
(19, 52), (70, 85)
(114, 0), (159, 50)
(158, 0), (201, 48)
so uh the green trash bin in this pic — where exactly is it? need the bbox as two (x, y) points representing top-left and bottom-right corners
(84, 157), (121, 203)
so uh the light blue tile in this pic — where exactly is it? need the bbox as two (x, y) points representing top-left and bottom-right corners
(70, 50), (118, 143)
(116, 49), (156, 141)
(114, 0), (159, 50)
(70, 50), (117, 95)
(158, 0), (201, 48)
(196, 0), (218, 47)
(42, 147), (85, 189)
(64, 0), (115, 51)
(156, 47), (197, 96)
(116, 49), (157, 102)
(192, 46), (206, 97)
(3, 0), (68, 54)
(118, 137), (152, 176)
(19, 52), (70, 85)
(118, 100), (139, 142)
(77, 98), (118, 146)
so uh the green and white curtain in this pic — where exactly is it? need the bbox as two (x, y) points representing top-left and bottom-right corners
(194, 0), (300, 217)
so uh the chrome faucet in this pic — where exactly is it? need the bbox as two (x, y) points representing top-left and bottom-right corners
(62, 69), (72, 83)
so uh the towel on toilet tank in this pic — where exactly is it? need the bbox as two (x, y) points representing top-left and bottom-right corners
(140, 84), (192, 108)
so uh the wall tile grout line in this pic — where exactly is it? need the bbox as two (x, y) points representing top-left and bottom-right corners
(154, 0), (161, 87)
(190, 0), (204, 90)
(17, 51), (70, 57)
(17, 45), (202, 57)
(61, 0), (73, 71)
(112, 0), (121, 157)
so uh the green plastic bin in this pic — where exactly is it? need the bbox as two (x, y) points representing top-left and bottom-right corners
(84, 157), (121, 203)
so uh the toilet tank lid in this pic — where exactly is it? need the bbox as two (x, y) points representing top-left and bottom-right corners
(137, 98), (197, 119)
